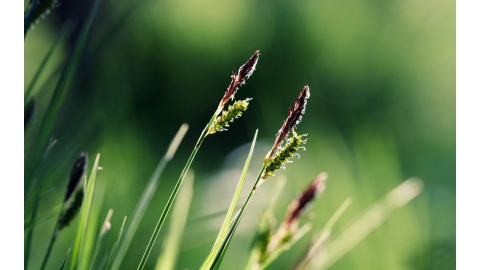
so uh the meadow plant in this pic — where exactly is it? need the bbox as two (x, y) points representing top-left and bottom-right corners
(24, 6), (423, 269)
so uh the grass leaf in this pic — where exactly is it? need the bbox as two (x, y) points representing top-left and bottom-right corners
(111, 124), (188, 270)
(89, 209), (114, 270)
(69, 153), (101, 270)
(155, 172), (195, 270)
(311, 179), (423, 270)
(24, 22), (73, 104)
(106, 216), (127, 270)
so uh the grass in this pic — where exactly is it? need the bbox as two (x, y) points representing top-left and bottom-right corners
(24, 3), (425, 269)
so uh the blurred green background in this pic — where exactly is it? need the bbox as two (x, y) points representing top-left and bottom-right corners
(25, 0), (455, 269)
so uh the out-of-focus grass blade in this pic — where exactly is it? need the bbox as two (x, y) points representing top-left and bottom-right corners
(311, 178), (423, 270)
(25, 0), (99, 184)
(24, 23), (73, 104)
(59, 248), (71, 270)
(69, 154), (101, 270)
(295, 198), (352, 270)
(111, 124), (188, 270)
(106, 216), (127, 270)
(200, 130), (258, 269)
(155, 172), (194, 270)
(89, 209), (114, 270)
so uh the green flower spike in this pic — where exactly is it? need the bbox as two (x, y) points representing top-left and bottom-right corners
(262, 131), (307, 179)
(58, 187), (84, 230)
(208, 99), (251, 135)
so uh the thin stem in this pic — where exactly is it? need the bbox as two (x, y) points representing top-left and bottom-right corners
(40, 200), (66, 270)
(40, 228), (59, 270)
(209, 166), (266, 269)
(136, 112), (218, 270)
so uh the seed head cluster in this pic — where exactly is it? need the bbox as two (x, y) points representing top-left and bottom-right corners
(209, 99), (251, 134)
(262, 131), (306, 179)
(262, 86), (310, 181)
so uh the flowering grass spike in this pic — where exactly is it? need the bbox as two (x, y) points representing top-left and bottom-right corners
(208, 99), (251, 134)
(263, 131), (307, 179)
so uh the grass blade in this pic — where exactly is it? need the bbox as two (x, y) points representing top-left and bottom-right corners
(111, 124), (188, 270)
(69, 153), (101, 270)
(25, 23), (73, 103)
(201, 166), (266, 270)
(106, 216), (127, 270)
(89, 209), (114, 270)
(312, 179), (423, 270)
(295, 197), (352, 270)
(25, 0), (99, 184)
(212, 130), (258, 248)
(59, 249), (71, 270)
(136, 112), (217, 270)
(155, 172), (195, 270)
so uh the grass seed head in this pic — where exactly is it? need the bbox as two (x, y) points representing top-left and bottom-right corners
(208, 99), (251, 134)
(266, 173), (327, 252)
(285, 172), (327, 227)
(64, 152), (88, 202)
(58, 188), (84, 230)
(220, 50), (260, 108)
(262, 131), (307, 179)
(269, 85), (310, 159)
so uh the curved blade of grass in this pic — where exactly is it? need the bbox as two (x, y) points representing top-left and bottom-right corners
(68, 153), (101, 270)
(260, 223), (313, 270)
(295, 198), (352, 270)
(201, 166), (266, 270)
(312, 179), (423, 270)
(25, 0), (99, 184)
(59, 248), (71, 270)
(111, 124), (188, 270)
(25, 23), (73, 103)
(155, 172), (195, 270)
(89, 209), (114, 270)
(106, 216), (127, 270)
(213, 130), (258, 247)
(136, 112), (218, 270)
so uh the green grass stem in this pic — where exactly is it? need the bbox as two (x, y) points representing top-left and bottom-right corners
(106, 216), (127, 270)
(111, 124), (188, 270)
(155, 172), (195, 270)
(136, 112), (218, 270)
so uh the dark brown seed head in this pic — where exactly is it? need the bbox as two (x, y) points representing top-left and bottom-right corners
(285, 172), (327, 227)
(269, 85), (310, 158)
(64, 152), (88, 202)
(220, 50), (260, 107)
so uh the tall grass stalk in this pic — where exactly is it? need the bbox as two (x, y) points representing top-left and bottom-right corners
(155, 172), (195, 270)
(106, 216), (127, 270)
(136, 112), (218, 270)
(111, 124), (188, 270)
(212, 130), (258, 249)
(137, 50), (259, 269)
(89, 209), (114, 270)
(69, 154), (101, 270)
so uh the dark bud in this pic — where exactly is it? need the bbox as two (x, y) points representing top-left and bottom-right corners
(58, 188), (84, 230)
(64, 152), (88, 202)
